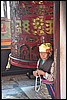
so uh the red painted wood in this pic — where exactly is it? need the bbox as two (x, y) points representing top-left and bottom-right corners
(53, 1), (60, 99)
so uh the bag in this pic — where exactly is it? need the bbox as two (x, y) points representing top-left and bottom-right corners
(35, 75), (41, 92)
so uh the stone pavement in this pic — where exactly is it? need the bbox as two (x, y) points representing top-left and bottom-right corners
(1, 74), (52, 99)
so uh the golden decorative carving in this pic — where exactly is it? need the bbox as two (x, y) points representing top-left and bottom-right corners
(46, 20), (53, 34)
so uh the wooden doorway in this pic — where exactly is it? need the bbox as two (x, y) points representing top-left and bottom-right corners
(53, 1), (60, 99)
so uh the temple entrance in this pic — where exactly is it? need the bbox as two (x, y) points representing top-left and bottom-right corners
(1, 1), (61, 99)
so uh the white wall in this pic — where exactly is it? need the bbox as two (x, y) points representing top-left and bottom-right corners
(1, 1), (10, 19)
(60, 1), (66, 99)
(1, 1), (4, 17)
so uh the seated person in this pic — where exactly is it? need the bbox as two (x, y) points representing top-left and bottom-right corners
(33, 43), (55, 99)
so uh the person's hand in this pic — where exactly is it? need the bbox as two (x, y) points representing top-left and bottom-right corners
(37, 69), (46, 76)
(33, 70), (38, 76)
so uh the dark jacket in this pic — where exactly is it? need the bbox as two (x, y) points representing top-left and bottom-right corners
(38, 57), (53, 74)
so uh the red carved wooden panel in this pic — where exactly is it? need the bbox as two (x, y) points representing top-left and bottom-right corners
(10, 1), (54, 68)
